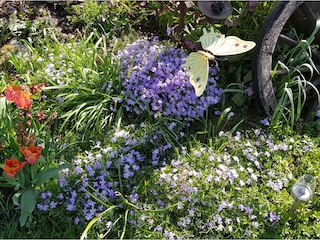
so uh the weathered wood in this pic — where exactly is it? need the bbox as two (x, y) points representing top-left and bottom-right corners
(252, 1), (304, 116)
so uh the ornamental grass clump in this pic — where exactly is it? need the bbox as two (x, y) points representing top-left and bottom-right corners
(118, 37), (222, 121)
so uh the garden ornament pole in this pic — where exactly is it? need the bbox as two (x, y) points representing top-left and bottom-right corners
(290, 174), (316, 212)
(197, 1), (233, 19)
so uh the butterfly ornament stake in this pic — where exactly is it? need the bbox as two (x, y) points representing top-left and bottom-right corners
(184, 27), (256, 97)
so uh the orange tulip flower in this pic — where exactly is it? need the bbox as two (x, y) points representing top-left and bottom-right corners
(2, 158), (27, 178)
(20, 144), (43, 164)
(5, 84), (23, 102)
(5, 84), (33, 110)
(14, 90), (33, 110)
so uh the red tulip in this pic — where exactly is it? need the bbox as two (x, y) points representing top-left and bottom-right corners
(20, 144), (43, 164)
(14, 90), (33, 110)
(5, 84), (33, 110)
(5, 84), (23, 102)
(2, 158), (27, 178)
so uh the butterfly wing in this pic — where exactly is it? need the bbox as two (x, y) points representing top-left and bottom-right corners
(199, 27), (256, 56)
(185, 52), (210, 97)
(208, 36), (256, 56)
(199, 31), (226, 53)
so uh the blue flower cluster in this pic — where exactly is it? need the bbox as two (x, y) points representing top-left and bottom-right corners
(118, 37), (222, 121)
(36, 123), (174, 224)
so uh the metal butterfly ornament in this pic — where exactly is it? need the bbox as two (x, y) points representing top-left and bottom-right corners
(183, 27), (256, 97)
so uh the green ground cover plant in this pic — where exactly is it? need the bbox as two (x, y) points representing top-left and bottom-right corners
(1, 1), (320, 239)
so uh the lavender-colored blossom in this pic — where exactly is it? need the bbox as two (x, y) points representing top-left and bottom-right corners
(245, 230), (252, 237)
(74, 217), (81, 225)
(37, 203), (49, 211)
(118, 37), (222, 121)
(58, 176), (68, 187)
(50, 201), (57, 209)
(155, 225), (163, 232)
(269, 211), (280, 225)
(260, 117), (270, 126)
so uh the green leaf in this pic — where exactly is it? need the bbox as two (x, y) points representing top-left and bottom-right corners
(243, 70), (252, 83)
(2, 174), (19, 187)
(19, 187), (36, 227)
(232, 92), (246, 107)
(12, 191), (22, 206)
(34, 163), (72, 186)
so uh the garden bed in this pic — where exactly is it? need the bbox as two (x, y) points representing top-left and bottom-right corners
(1, 1), (320, 239)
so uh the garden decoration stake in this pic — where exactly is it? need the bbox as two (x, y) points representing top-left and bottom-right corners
(290, 174), (316, 212)
(183, 27), (256, 97)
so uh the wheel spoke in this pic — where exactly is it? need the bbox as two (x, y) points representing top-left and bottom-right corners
(278, 34), (299, 47)
(278, 34), (320, 61)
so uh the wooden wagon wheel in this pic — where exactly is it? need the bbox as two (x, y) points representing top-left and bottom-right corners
(252, 1), (320, 120)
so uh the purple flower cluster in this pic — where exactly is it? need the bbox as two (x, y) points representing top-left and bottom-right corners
(118, 37), (222, 121)
(36, 123), (174, 224)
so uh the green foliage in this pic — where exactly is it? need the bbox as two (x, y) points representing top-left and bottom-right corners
(133, 130), (320, 239)
(271, 19), (320, 130)
(66, 0), (133, 39)
(224, 1), (277, 40)
(8, 31), (123, 137)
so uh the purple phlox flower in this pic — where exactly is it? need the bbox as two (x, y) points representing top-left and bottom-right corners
(57, 193), (64, 200)
(40, 191), (52, 200)
(129, 193), (139, 204)
(118, 38), (221, 122)
(155, 225), (163, 232)
(184, 39), (197, 50)
(244, 206), (253, 214)
(123, 165), (134, 179)
(260, 117), (270, 126)
(269, 211), (280, 226)
(156, 199), (166, 208)
(166, 27), (172, 36)
(85, 165), (95, 176)
(105, 160), (112, 169)
(58, 175), (68, 187)
(267, 179), (284, 191)
(37, 203), (49, 211)
(66, 203), (77, 211)
(164, 230), (176, 240)
(74, 217), (81, 225)
(213, 214), (223, 224)
(177, 217), (191, 227)
(188, 208), (195, 216)
(245, 86), (254, 96)
(50, 201), (57, 209)
(75, 166), (83, 175)
(218, 200), (228, 212)
(177, 202), (184, 209)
